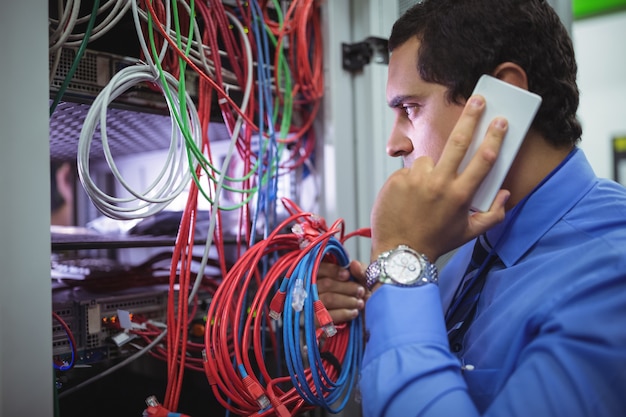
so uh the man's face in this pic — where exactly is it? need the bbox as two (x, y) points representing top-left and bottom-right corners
(386, 37), (465, 167)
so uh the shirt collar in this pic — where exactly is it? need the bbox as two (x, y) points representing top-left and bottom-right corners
(486, 148), (597, 267)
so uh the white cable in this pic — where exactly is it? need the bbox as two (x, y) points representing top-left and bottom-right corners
(131, 0), (169, 68)
(75, 1), (194, 220)
(49, 0), (129, 48)
(64, 0), (132, 45)
(73, 0), (116, 25)
(77, 64), (201, 220)
(49, 0), (81, 52)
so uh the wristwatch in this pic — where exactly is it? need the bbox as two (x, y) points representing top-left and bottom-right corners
(365, 245), (438, 290)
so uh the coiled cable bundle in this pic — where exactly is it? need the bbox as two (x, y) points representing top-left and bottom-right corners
(204, 199), (367, 416)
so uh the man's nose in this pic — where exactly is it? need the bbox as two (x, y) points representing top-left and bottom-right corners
(386, 124), (414, 157)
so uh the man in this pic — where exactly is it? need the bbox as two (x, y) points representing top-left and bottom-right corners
(318, 0), (626, 415)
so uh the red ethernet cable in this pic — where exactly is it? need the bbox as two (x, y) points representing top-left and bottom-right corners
(203, 198), (370, 416)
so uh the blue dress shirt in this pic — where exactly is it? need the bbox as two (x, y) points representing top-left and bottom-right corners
(359, 149), (626, 417)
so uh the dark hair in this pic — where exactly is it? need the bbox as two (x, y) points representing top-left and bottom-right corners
(389, 0), (582, 147)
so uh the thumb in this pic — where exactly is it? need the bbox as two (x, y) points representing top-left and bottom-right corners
(349, 260), (367, 285)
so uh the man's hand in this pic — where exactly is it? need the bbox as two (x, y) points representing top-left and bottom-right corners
(370, 95), (510, 262)
(317, 260), (367, 324)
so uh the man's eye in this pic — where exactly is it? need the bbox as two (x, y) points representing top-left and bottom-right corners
(402, 104), (419, 118)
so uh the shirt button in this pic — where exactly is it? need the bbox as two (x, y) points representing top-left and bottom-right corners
(452, 343), (462, 352)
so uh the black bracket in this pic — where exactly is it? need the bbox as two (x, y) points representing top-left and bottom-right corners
(342, 37), (389, 73)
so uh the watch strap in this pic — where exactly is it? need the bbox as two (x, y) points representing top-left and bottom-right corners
(365, 259), (382, 290)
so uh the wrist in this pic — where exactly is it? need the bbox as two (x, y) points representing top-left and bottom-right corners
(371, 242), (437, 265)
(366, 245), (439, 291)
(369, 282), (383, 293)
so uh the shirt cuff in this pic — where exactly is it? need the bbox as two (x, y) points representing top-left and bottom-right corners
(363, 284), (449, 367)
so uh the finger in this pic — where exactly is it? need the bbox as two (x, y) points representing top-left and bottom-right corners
(467, 189), (510, 237)
(318, 290), (364, 320)
(327, 308), (360, 325)
(317, 262), (350, 281)
(462, 117), (508, 190)
(348, 260), (367, 285)
(317, 276), (365, 299)
(436, 95), (486, 176)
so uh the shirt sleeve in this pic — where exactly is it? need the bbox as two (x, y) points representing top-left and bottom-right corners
(358, 264), (626, 417)
(359, 284), (480, 417)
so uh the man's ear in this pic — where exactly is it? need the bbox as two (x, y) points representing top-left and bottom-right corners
(492, 62), (529, 90)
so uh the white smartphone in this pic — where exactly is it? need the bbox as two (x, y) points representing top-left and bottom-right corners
(458, 74), (542, 212)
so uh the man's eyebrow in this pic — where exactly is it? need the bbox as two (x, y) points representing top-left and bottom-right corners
(388, 95), (419, 108)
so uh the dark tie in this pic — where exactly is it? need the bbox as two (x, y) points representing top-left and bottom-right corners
(445, 234), (499, 353)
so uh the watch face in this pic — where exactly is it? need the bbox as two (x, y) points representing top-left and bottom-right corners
(383, 249), (423, 285)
